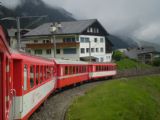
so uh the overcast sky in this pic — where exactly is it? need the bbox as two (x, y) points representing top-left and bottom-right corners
(2, 0), (160, 42)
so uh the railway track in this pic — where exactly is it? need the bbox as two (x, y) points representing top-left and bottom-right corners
(29, 81), (105, 120)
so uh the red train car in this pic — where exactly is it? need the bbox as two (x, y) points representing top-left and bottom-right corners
(11, 53), (56, 120)
(90, 63), (117, 79)
(0, 25), (13, 120)
(55, 60), (89, 89)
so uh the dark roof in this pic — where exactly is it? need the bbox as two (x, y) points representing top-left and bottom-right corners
(24, 19), (108, 37)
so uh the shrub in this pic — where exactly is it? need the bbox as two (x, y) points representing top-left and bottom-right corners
(153, 58), (160, 66)
(113, 51), (124, 61)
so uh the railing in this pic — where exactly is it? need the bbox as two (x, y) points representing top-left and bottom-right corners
(26, 42), (80, 49)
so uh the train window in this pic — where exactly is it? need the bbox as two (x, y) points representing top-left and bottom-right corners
(79, 66), (82, 73)
(36, 66), (39, 85)
(45, 66), (48, 80)
(108, 66), (110, 70)
(47, 66), (51, 79)
(105, 66), (107, 71)
(51, 66), (54, 77)
(96, 66), (98, 71)
(46, 66), (48, 79)
(30, 65), (34, 88)
(82, 66), (86, 73)
(65, 66), (68, 75)
(73, 66), (75, 74)
(103, 66), (105, 71)
(24, 64), (28, 91)
(98, 66), (100, 71)
(76, 66), (79, 73)
(69, 66), (73, 74)
(44, 66), (46, 80)
(40, 66), (43, 83)
(82, 66), (84, 73)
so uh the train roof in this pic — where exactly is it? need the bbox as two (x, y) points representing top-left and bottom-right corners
(12, 51), (54, 64)
(54, 59), (116, 65)
(54, 59), (89, 65)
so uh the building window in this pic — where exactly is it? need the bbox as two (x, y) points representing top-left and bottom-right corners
(94, 28), (97, 33)
(80, 37), (85, 43)
(81, 48), (85, 54)
(97, 29), (99, 33)
(46, 49), (51, 54)
(35, 49), (42, 55)
(96, 48), (99, 52)
(100, 48), (104, 52)
(76, 38), (79, 42)
(86, 48), (89, 53)
(100, 38), (104, 43)
(90, 28), (93, 33)
(63, 48), (77, 54)
(100, 57), (104, 62)
(56, 49), (61, 54)
(46, 40), (51, 43)
(63, 38), (76, 43)
(94, 38), (98, 42)
(85, 38), (90, 43)
(87, 28), (90, 32)
(91, 48), (94, 53)
(26, 49), (31, 53)
(34, 40), (38, 43)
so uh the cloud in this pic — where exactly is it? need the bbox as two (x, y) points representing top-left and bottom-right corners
(43, 0), (160, 42)
(134, 23), (160, 41)
(1, 0), (20, 9)
(1, 0), (160, 42)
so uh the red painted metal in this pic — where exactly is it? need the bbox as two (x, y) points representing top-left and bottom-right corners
(0, 25), (13, 120)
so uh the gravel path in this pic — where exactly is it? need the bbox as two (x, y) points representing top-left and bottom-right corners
(29, 81), (104, 120)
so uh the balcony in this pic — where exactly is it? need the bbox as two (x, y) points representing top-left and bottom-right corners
(26, 42), (80, 49)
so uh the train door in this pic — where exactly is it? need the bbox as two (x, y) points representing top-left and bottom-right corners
(0, 53), (13, 120)
(0, 53), (3, 120)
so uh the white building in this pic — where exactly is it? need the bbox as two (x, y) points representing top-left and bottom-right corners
(22, 19), (113, 62)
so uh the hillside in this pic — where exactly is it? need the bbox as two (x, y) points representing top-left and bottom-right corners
(67, 75), (160, 120)
(0, 0), (75, 29)
(116, 58), (152, 70)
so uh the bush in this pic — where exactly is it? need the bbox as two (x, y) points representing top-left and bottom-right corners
(113, 51), (124, 61)
(153, 58), (160, 66)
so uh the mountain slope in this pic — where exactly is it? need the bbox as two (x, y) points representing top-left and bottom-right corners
(139, 40), (160, 52)
(108, 35), (137, 49)
(0, 0), (75, 29)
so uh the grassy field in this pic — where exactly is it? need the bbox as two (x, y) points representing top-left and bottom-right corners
(66, 75), (160, 120)
(116, 58), (152, 70)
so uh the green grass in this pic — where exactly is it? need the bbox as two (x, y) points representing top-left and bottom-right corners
(116, 58), (152, 70)
(66, 75), (160, 120)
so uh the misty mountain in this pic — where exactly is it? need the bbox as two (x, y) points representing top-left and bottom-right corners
(108, 35), (138, 50)
(139, 40), (160, 52)
(0, 0), (75, 29)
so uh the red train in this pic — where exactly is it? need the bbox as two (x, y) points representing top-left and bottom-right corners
(0, 25), (116, 120)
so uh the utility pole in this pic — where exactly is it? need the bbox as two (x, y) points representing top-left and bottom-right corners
(53, 35), (56, 58)
(1, 15), (47, 50)
(89, 40), (91, 62)
(16, 17), (21, 50)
